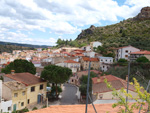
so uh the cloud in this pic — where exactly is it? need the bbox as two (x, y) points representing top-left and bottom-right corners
(0, 0), (149, 45)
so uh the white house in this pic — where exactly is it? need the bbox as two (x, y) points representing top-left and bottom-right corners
(115, 45), (140, 61)
(83, 51), (95, 58)
(90, 41), (102, 50)
(0, 80), (12, 113)
(99, 57), (113, 72)
(81, 45), (91, 51)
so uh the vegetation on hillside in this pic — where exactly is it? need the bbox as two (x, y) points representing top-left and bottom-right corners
(56, 19), (150, 50)
(0, 44), (34, 53)
(76, 19), (150, 50)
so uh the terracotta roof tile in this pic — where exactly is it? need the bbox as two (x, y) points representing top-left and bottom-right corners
(82, 57), (99, 62)
(64, 60), (80, 63)
(130, 50), (150, 55)
(92, 75), (135, 93)
(27, 104), (147, 113)
(4, 73), (45, 86)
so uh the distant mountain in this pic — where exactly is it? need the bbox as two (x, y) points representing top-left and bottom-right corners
(0, 41), (51, 48)
(76, 7), (150, 50)
(0, 41), (52, 53)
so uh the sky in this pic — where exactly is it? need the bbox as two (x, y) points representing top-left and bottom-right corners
(0, 0), (150, 46)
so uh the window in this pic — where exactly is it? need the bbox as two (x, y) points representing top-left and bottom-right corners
(99, 94), (103, 99)
(105, 60), (107, 62)
(22, 91), (25, 96)
(40, 84), (43, 90)
(14, 93), (18, 97)
(125, 50), (128, 53)
(125, 55), (128, 58)
(8, 107), (11, 111)
(72, 79), (74, 82)
(21, 102), (24, 106)
(31, 86), (35, 92)
(101, 59), (103, 61)
(27, 99), (30, 104)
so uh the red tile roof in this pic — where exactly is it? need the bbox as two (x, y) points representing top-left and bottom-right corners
(92, 75), (135, 93)
(82, 57), (99, 62)
(130, 50), (150, 55)
(116, 45), (139, 50)
(64, 60), (80, 63)
(4, 73), (45, 86)
(27, 103), (147, 113)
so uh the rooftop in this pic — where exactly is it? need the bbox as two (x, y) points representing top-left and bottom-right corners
(64, 60), (80, 63)
(92, 75), (135, 93)
(3, 81), (26, 90)
(82, 57), (99, 62)
(27, 103), (146, 113)
(5, 72), (45, 86)
(130, 50), (150, 55)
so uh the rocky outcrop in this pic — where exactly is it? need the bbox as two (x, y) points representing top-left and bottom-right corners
(134, 7), (150, 20)
(77, 25), (95, 39)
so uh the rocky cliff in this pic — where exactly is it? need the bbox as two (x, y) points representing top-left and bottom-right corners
(134, 6), (150, 20)
(76, 7), (150, 50)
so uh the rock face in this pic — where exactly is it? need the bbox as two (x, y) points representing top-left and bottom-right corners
(77, 25), (95, 39)
(135, 7), (150, 20)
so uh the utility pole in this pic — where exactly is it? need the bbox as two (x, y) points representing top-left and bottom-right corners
(125, 60), (131, 112)
(85, 61), (91, 113)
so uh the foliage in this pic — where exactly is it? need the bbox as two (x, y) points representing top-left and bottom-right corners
(136, 56), (149, 63)
(106, 62), (150, 88)
(0, 44), (34, 54)
(12, 107), (29, 113)
(1, 59), (36, 74)
(32, 107), (38, 111)
(0, 76), (3, 81)
(104, 78), (150, 113)
(79, 72), (98, 95)
(41, 65), (72, 98)
(75, 19), (150, 50)
(42, 105), (47, 108)
(118, 59), (128, 63)
(51, 86), (62, 95)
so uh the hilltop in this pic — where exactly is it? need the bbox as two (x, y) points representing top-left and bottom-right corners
(0, 41), (52, 53)
(75, 7), (150, 50)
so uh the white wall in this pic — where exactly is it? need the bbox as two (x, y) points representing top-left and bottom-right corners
(99, 57), (113, 64)
(116, 46), (140, 61)
(1, 100), (12, 113)
(93, 42), (102, 48)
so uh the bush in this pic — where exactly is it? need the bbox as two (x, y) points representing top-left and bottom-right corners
(136, 56), (149, 63)
(118, 58), (127, 63)
(32, 107), (38, 111)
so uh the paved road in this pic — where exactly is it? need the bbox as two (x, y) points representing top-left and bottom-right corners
(60, 83), (79, 105)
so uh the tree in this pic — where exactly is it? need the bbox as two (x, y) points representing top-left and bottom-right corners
(41, 65), (72, 98)
(79, 72), (97, 96)
(104, 78), (150, 113)
(118, 58), (127, 63)
(1, 59), (36, 74)
(136, 56), (149, 63)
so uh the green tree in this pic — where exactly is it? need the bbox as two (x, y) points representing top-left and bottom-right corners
(118, 58), (128, 63)
(41, 65), (72, 98)
(105, 78), (150, 113)
(136, 56), (149, 63)
(1, 59), (36, 74)
(79, 72), (97, 96)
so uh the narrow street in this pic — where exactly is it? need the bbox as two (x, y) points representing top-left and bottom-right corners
(60, 83), (79, 105)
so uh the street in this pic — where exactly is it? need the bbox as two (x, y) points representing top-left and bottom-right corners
(60, 83), (79, 105)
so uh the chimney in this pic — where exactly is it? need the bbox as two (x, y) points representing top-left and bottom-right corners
(11, 70), (15, 75)
(126, 75), (128, 82)
(97, 78), (100, 83)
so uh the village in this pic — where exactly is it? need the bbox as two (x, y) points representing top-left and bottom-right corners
(0, 41), (149, 113)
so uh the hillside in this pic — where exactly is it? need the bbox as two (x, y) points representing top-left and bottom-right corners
(0, 44), (34, 53)
(76, 7), (150, 50)
(0, 41), (51, 48)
